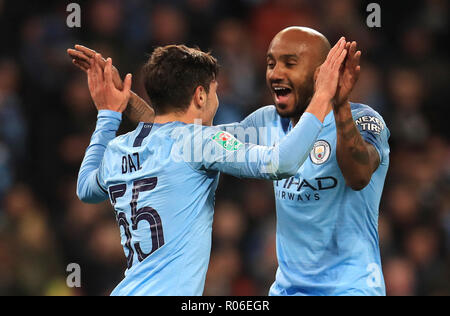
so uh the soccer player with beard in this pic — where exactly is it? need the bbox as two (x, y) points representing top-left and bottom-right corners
(75, 42), (347, 295)
(69, 27), (390, 296)
(246, 27), (389, 296)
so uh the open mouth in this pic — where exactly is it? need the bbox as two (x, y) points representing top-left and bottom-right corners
(273, 87), (292, 97)
(272, 86), (293, 105)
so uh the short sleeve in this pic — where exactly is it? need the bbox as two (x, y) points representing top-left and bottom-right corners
(353, 107), (390, 163)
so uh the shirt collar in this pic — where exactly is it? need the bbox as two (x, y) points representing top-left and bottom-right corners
(323, 110), (335, 127)
(285, 110), (335, 133)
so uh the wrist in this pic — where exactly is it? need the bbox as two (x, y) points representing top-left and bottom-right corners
(312, 91), (333, 104)
(98, 109), (123, 121)
(305, 93), (333, 123)
(97, 103), (126, 114)
(333, 100), (351, 118)
(333, 98), (350, 111)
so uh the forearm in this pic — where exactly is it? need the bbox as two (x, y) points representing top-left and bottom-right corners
(334, 102), (373, 190)
(123, 92), (155, 123)
(272, 112), (322, 178)
(235, 112), (322, 179)
(203, 112), (321, 180)
(216, 107), (263, 145)
(77, 110), (121, 203)
(255, 94), (327, 178)
(305, 93), (333, 123)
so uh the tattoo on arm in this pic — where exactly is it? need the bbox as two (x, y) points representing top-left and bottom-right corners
(336, 118), (370, 165)
(124, 92), (154, 123)
(335, 117), (354, 130)
(350, 139), (370, 165)
(367, 143), (381, 172)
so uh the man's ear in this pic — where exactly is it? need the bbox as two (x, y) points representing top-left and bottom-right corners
(193, 85), (207, 110)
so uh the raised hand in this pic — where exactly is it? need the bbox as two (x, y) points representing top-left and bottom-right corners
(314, 37), (348, 103)
(305, 37), (348, 122)
(87, 55), (132, 113)
(68, 45), (155, 122)
(68, 45), (125, 90)
(334, 41), (361, 108)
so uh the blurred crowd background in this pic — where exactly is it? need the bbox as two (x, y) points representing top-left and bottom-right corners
(0, 0), (449, 296)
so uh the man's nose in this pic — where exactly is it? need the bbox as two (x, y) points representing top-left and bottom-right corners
(268, 64), (285, 82)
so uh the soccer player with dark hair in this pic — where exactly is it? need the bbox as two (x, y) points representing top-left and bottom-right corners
(75, 41), (348, 295)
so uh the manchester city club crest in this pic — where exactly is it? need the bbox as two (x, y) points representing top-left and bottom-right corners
(310, 140), (331, 165)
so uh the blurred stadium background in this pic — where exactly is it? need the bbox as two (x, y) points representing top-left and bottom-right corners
(0, 0), (448, 296)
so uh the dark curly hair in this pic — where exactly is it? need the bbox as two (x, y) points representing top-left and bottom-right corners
(142, 45), (219, 115)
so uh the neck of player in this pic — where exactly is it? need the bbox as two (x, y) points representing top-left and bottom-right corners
(292, 94), (333, 126)
(154, 111), (212, 126)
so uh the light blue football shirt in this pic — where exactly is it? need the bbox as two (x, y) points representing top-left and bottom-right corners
(77, 110), (323, 296)
(220, 102), (390, 296)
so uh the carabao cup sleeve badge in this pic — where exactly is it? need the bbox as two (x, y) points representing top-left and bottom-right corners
(212, 131), (243, 151)
(310, 140), (331, 164)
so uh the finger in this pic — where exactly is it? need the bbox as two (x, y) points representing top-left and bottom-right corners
(333, 37), (345, 52)
(354, 65), (361, 82)
(75, 45), (108, 69)
(345, 42), (351, 51)
(77, 59), (91, 70)
(91, 56), (104, 89)
(349, 41), (357, 57)
(74, 45), (97, 58)
(330, 38), (346, 65)
(90, 58), (98, 87)
(87, 68), (96, 95)
(72, 59), (89, 72)
(326, 37), (345, 64)
(334, 48), (348, 70)
(67, 49), (90, 63)
(95, 54), (107, 69)
(94, 54), (105, 82)
(333, 38), (346, 61)
(123, 73), (132, 95)
(117, 73), (132, 112)
(104, 58), (114, 88)
(350, 40), (358, 55)
(353, 50), (361, 68)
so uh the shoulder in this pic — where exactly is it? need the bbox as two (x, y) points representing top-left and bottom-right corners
(350, 102), (385, 122)
(350, 102), (389, 137)
(245, 105), (280, 125)
(171, 124), (227, 151)
(194, 125), (236, 144)
(106, 130), (137, 150)
(254, 105), (278, 116)
(254, 105), (279, 121)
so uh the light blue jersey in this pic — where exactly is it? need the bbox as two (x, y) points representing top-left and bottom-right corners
(77, 110), (323, 296)
(221, 103), (390, 296)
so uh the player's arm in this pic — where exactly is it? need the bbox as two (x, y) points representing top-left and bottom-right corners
(77, 56), (132, 203)
(192, 38), (348, 179)
(68, 45), (155, 123)
(333, 42), (380, 191)
(214, 106), (279, 146)
(196, 109), (321, 180)
(215, 105), (267, 138)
